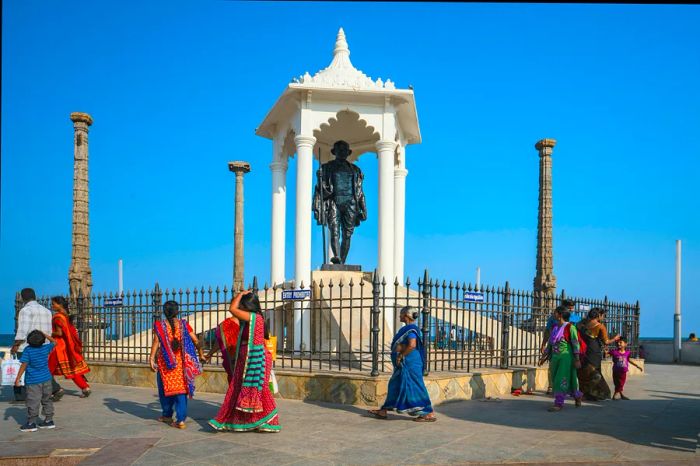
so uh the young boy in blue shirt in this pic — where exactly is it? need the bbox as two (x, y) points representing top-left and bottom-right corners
(14, 330), (57, 432)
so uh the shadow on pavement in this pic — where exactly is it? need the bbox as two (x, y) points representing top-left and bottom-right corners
(2, 406), (24, 424)
(436, 390), (700, 454)
(103, 394), (222, 431)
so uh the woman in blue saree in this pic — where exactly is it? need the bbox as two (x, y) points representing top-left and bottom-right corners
(367, 306), (436, 422)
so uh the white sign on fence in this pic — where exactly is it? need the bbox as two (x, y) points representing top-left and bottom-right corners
(464, 291), (485, 303)
(281, 289), (311, 301)
(105, 298), (123, 307)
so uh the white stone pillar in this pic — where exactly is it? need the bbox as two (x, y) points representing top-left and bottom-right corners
(294, 135), (316, 351)
(270, 159), (287, 287)
(393, 167), (408, 285)
(376, 140), (396, 285)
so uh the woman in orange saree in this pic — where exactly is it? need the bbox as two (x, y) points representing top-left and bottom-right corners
(49, 297), (91, 397)
(208, 291), (280, 433)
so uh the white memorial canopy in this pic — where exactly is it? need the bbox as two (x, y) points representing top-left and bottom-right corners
(256, 27), (421, 290)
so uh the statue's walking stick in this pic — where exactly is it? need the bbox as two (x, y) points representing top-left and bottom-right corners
(317, 147), (327, 265)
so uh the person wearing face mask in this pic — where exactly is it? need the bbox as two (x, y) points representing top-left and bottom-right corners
(368, 306), (436, 422)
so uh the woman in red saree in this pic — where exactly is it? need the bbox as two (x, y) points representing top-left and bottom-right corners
(209, 291), (280, 433)
(49, 297), (91, 397)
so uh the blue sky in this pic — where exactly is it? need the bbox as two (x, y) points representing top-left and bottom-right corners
(1, 1), (698, 337)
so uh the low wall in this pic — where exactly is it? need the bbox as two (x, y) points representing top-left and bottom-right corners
(639, 339), (700, 364)
(83, 358), (644, 407)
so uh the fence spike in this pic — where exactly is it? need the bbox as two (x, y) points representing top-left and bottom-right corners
(339, 277), (345, 287)
(215, 285), (220, 293)
(394, 276), (400, 286)
(349, 277), (354, 286)
(381, 276), (387, 286)
(373, 269), (380, 286)
(405, 276), (411, 288)
(300, 280), (305, 289)
(328, 278), (334, 287)
(252, 276), (259, 292)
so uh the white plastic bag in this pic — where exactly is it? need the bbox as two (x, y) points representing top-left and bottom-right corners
(269, 369), (279, 394)
(1, 355), (24, 386)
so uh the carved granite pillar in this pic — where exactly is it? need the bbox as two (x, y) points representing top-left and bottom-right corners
(229, 161), (251, 292)
(533, 138), (557, 319)
(69, 112), (94, 300)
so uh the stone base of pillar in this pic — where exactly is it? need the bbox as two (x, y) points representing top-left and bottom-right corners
(320, 264), (362, 272)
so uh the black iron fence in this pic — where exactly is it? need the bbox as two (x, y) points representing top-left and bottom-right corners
(14, 270), (640, 375)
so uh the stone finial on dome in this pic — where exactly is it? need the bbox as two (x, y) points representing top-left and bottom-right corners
(334, 28), (350, 58)
(295, 27), (396, 90)
(328, 27), (353, 71)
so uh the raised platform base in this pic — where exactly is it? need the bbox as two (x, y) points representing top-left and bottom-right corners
(320, 263), (362, 272)
(84, 359), (643, 407)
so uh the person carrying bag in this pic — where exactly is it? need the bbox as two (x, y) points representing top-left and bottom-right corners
(2, 353), (24, 387)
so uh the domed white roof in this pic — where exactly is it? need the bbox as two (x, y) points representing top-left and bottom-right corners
(293, 28), (396, 91)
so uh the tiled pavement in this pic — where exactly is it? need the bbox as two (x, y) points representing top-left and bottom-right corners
(1, 364), (698, 465)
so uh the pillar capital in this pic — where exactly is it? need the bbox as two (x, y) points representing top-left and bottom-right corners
(294, 135), (316, 150)
(535, 138), (556, 156)
(375, 140), (397, 153)
(70, 112), (93, 126)
(270, 159), (288, 173)
(228, 161), (251, 175)
(394, 168), (408, 178)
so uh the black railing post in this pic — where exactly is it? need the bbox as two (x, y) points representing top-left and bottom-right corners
(501, 281), (511, 369)
(370, 270), (381, 377)
(421, 269), (431, 376)
(152, 283), (162, 324)
(14, 291), (22, 335)
(76, 289), (86, 344)
(634, 300), (641, 357)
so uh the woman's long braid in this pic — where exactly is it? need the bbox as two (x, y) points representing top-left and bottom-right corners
(163, 301), (181, 352)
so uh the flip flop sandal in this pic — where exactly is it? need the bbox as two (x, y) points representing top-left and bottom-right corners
(51, 390), (65, 402)
(414, 416), (437, 422)
(171, 421), (186, 429)
(366, 410), (388, 420)
(157, 416), (173, 423)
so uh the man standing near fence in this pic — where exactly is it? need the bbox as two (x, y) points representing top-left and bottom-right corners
(11, 289), (63, 402)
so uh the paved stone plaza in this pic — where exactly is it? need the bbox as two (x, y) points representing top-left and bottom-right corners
(0, 364), (698, 465)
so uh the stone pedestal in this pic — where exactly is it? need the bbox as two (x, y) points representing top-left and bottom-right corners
(320, 264), (361, 272)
